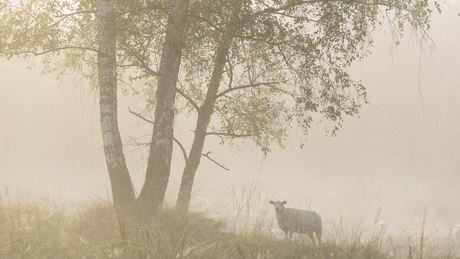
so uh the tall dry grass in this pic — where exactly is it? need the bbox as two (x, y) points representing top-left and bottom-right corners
(0, 185), (459, 258)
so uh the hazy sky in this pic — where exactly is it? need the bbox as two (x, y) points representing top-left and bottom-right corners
(0, 2), (459, 226)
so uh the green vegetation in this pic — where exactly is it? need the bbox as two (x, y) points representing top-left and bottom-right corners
(0, 0), (440, 212)
(1, 189), (459, 259)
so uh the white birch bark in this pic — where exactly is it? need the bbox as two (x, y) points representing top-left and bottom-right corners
(96, 0), (135, 207)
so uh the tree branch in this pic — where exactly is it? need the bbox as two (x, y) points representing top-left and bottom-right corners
(120, 40), (159, 77)
(175, 88), (200, 112)
(251, 0), (318, 17)
(126, 136), (150, 147)
(174, 137), (189, 164)
(237, 34), (288, 47)
(202, 151), (229, 171)
(188, 14), (224, 33)
(55, 10), (95, 18)
(128, 106), (154, 124)
(0, 46), (98, 56)
(127, 106), (189, 162)
(45, 11), (95, 29)
(205, 132), (252, 138)
(215, 82), (286, 99)
(116, 4), (168, 17)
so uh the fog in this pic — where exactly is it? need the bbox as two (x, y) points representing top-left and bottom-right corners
(0, 3), (459, 237)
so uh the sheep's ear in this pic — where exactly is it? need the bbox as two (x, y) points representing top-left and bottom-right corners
(269, 201), (274, 204)
(282, 201), (287, 204)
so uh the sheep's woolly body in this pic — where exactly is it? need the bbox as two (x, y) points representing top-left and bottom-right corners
(270, 200), (322, 246)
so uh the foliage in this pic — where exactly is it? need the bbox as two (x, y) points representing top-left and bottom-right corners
(0, 0), (98, 86)
(0, 0), (439, 211)
(171, 0), (437, 155)
(0, 0), (438, 155)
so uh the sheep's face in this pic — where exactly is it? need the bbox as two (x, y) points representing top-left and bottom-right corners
(269, 200), (287, 212)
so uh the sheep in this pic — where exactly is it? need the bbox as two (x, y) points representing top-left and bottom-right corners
(269, 200), (322, 246)
(190, 196), (211, 212)
(454, 224), (460, 241)
(375, 220), (388, 236)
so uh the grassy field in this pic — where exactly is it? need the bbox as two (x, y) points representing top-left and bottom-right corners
(0, 188), (459, 259)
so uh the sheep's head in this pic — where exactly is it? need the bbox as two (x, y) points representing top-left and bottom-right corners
(269, 200), (287, 212)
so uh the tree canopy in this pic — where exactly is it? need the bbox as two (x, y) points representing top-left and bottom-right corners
(0, 0), (438, 211)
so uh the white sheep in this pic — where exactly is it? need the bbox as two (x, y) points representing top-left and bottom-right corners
(375, 220), (388, 236)
(189, 196), (210, 212)
(269, 200), (322, 246)
(454, 224), (460, 241)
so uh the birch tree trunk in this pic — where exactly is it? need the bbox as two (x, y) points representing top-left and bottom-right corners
(138, 0), (190, 214)
(96, 0), (135, 208)
(175, 3), (243, 212)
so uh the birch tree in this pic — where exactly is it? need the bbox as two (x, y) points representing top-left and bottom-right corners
(175, 0), (245, 211)
(107, 0), (437, 212)
(0, 0), (192, 213)
(171, 0), (437, 211)
(0, 0), (137, 208)
(96, 0), (136, 207)
(137, 0), (191, 213)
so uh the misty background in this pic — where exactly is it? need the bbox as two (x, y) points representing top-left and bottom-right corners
(0, 1), (459, 234)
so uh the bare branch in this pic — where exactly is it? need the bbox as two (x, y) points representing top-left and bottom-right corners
(174, 138), (188, 163)
(175, 88), (200, 112)
(202, 151), (229, 171)
(128, 106), (189, 162)
(128, 106), (154, 124)
(126, 136), (150, 147)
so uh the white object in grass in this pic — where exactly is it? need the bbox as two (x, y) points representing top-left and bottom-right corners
(454, 224), (460, 240)
(376, 220), (388, 236)
(190, 196), (210, 212)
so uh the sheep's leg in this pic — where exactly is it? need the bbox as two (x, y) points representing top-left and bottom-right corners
(288, 231), (293, 240)
(306, 232), (316, 246)
(284, 231), (289, 240)
(316, 231), (322, 246)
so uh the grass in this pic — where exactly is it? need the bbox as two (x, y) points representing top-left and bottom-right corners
(0, 188), (459, 258)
